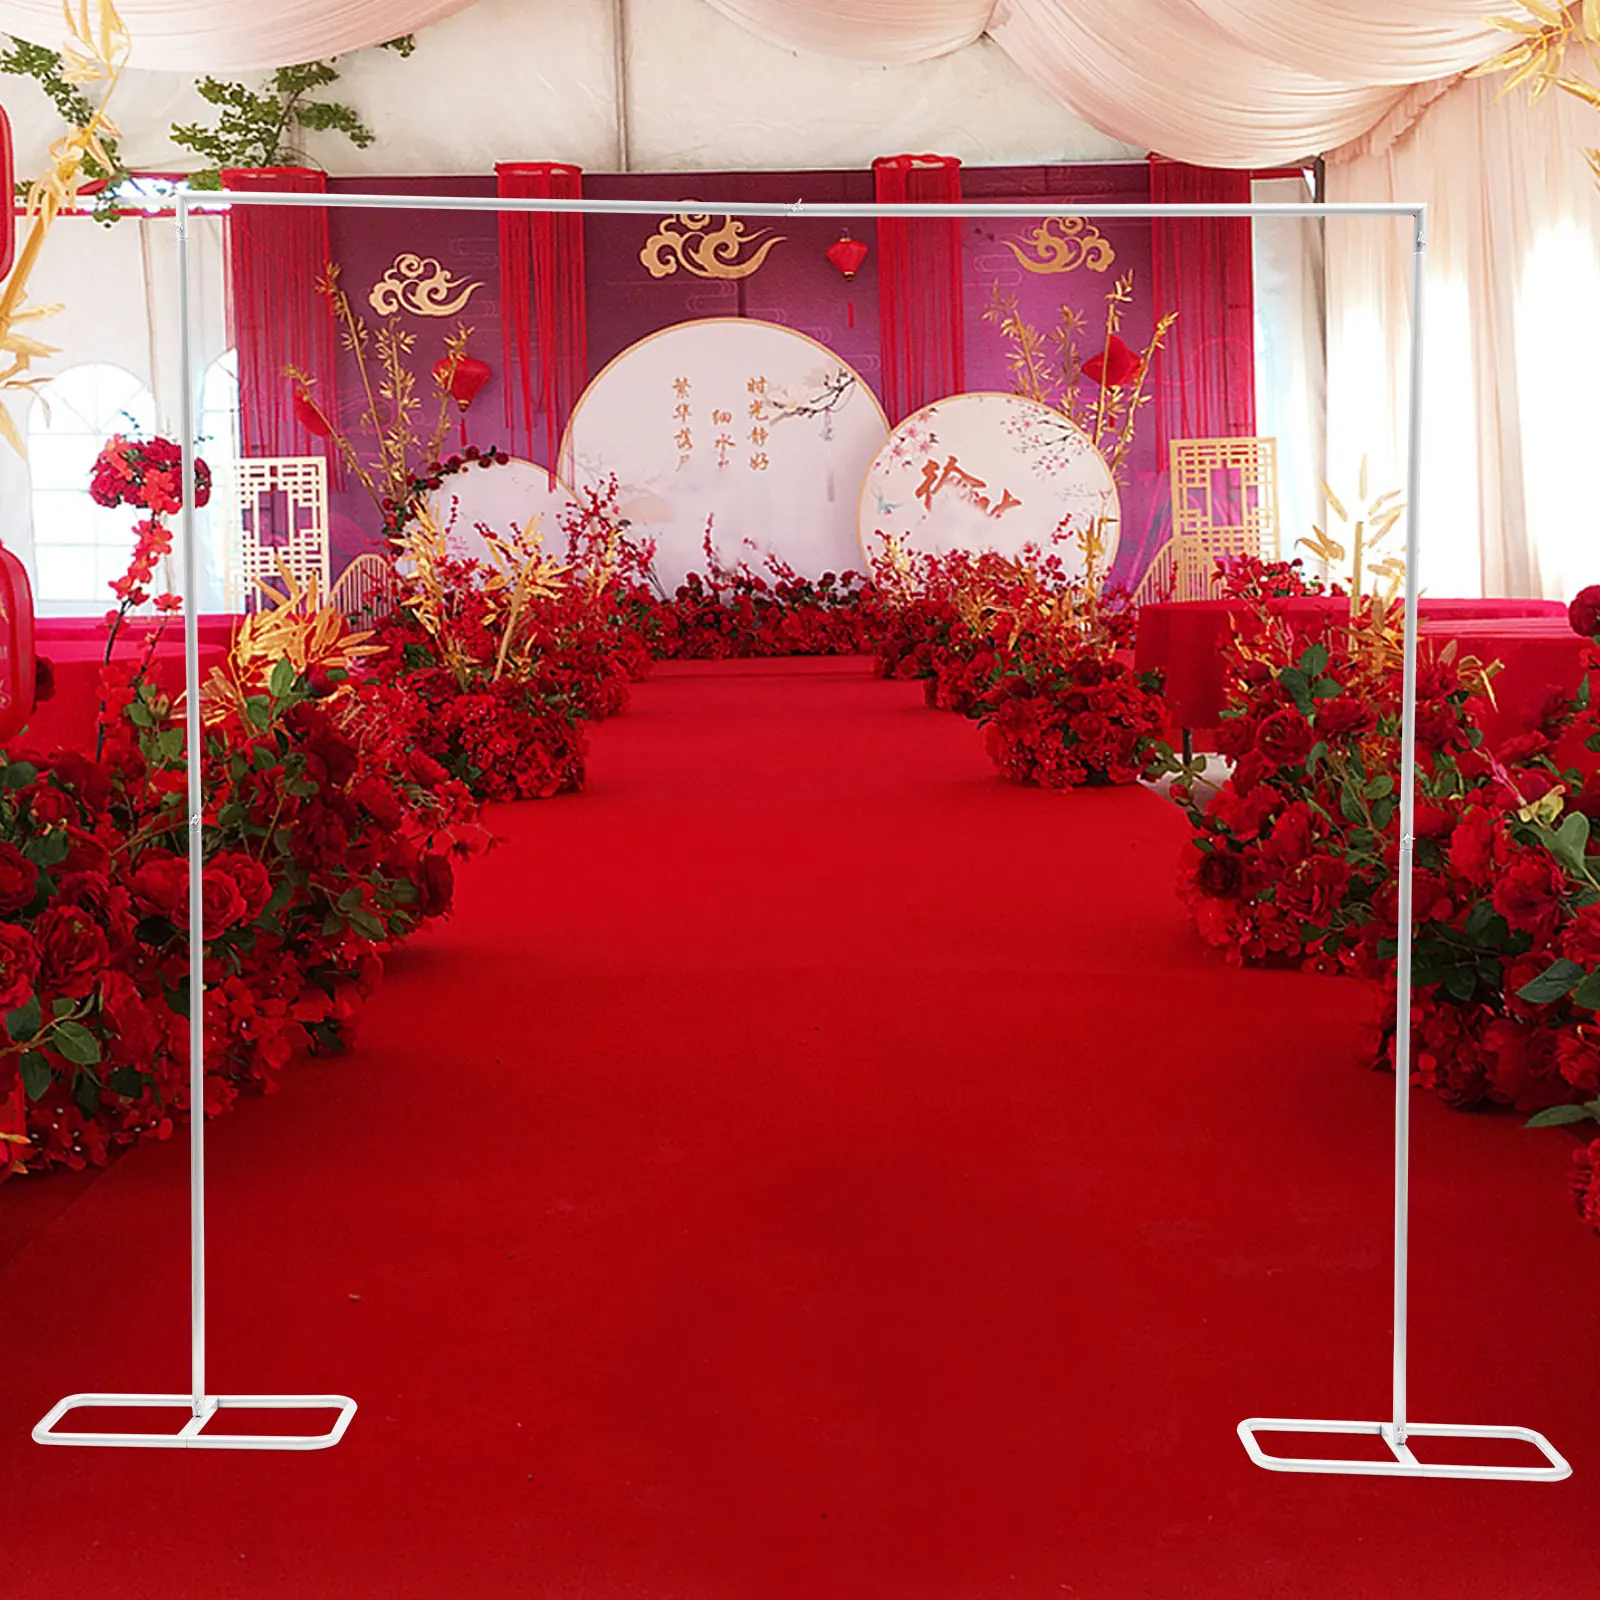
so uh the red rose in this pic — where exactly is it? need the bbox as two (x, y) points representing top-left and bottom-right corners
(63, 828), (113, 875)
(130, 853), (189, 922)
(418, 853), (454, 918)
(209, 852), (272, 923)
(1492, 852), (1565, 940)
(1562, 904), (1600, 968)
(1556, 1032), (1600, 1094)
(1276, 856), (1350, 924)
(0, 922), (41, 1012)
(199, 872), (247, 937)
(0, 842), (40, 915)
(25, 783), (75, 828)
(1256, 710), (1313, 768)
(1448, 811), (1496, 884)
(1194, 849), (1244, 898)
(57, 870), (134, 940)
(1260, 802), (1314, 866)
(1315, 696), (1374, 740)
(1568, 586), (1600, 639)
(1481, 1016), (1564, 1111)
(34, 904), (110, 999)
(351, 776), (405, 833)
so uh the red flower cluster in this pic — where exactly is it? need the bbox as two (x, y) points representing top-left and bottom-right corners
(89, 434), (212, 519)
(869, 545), (1166, 790)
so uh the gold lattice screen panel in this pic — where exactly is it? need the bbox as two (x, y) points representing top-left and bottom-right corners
(220, 457), (331, 612)
(1161, 436), (1281, 603)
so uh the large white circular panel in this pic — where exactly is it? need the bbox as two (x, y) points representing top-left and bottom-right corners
(858, 392), (1120, 581)
(560, 319), (889, 591)
(419, 457), (584, 564)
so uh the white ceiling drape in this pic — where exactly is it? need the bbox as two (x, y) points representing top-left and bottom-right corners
(700, 0), (1519, 164)
(0, 0), (476, 73)
(0, 0), (1520, 164)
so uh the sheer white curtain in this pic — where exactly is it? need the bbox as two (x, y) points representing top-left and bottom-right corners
(1250, 175), (1326, 559)
(1326, 50), (1600, 598)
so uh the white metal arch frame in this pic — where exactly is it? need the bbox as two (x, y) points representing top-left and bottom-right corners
(29, 188), (1572, 1480)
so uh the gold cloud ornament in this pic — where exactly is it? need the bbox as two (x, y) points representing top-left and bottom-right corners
(1003, 217), (1116, 275)
(640, 214), (784, 280)
(368, 253), (483, 318)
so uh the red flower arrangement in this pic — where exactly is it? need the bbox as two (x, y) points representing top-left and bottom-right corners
(869, 540), (1169, 789)
(89, 433), (211, 519)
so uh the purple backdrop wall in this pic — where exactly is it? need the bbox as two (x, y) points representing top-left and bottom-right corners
(319, 163), (1182, 588)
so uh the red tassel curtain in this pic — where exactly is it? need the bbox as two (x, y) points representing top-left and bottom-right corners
(873, 154), (965, 425)
(496, 162), (587, 470)
(221, 167), (337, 461)
(1148, 160), (1257, 454)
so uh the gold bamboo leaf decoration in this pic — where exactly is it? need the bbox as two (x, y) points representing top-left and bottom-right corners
(0, 0), (129, 455)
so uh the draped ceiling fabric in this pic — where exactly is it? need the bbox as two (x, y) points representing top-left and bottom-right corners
(699, 0), (1518, 166)
(0, 1), (1519, 164)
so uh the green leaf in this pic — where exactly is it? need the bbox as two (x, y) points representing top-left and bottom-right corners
(109, 1066), (147, 1099)
(1525, 1103), (1600, 1128)
(6, 995), (42, 1041)
(1441, 964), (1477, 1002)
(348, 909), (386, 940)
(1517, 957), (1586, 1004)
(3, 761), (38, 789)
(50, 997), (74, 1019)
(20, 1050), (51, 1101)
(1363, 774), (1394, 800)
(73, 1074), (101, 1114)
(244, 695), (273, 730)
(268, 658), (296, 699)
(1546, 812), (1591, 874)
(51, 1020), (102, 1067)
(1572, 971), (1600, 1010)
(1298, 643), (1329, 678)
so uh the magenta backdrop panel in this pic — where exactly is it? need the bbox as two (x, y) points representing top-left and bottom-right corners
(305, 165), (1181, 587)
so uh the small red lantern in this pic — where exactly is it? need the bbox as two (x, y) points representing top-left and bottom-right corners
(825, 233), (869, 328)
(0, 542), (37, 743)
(435, 353), (491, 446)
(1, 103), (14, 279)
(825, 234), (868, 281)
(292, 389), (333, 440)
(1081, 335), (1143, 390)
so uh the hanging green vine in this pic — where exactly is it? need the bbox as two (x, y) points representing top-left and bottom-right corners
(0, 35), (131, 221)
(0, 32), (415, 210)
(175, 39), (414, 188)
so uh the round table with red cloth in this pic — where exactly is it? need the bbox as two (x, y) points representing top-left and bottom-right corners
(1136, 596), (1570, 731)
(17, 624), (231, 757)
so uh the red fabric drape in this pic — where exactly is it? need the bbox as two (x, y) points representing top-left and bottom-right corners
(872, 154), (964, 425)
(1148, 160), (1257, 454)
(222, 167), (336, 462)
(496, 162), (587, 471)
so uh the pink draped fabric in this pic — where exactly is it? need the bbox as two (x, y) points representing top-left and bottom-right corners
(496, 162), (587, 473)
(1148, 160), (1256, 454)
(222, 166), (337, 464)
(872, 153), (964, 425)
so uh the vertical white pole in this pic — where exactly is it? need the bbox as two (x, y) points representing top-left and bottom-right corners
(1391, 205), (1428, 1441)
(176, 192), (207, 1416)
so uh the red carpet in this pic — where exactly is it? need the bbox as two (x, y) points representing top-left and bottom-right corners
(2, 657), (1597, 1597)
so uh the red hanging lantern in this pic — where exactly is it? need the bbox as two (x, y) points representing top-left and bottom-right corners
(0, 104), (14, 280)
(0, 542), (37, 743)
(292, 388), (333, 440)
(435, 354), (492, 446)
(1081, 335), (1143, 390)
(825, 233), (869, 328)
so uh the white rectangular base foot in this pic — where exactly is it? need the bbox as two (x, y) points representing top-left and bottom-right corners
(1238, 1416), (1570, 1481)
(33, 1392), (357, 1450)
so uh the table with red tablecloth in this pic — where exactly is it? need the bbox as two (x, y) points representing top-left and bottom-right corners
(17, 624), (232, 756)
(1136, 596), (1571, 734)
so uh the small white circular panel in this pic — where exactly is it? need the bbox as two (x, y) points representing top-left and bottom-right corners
(560, 318), (888, 591)
(858, 392), (1120, 580)
(420, 458), (583, 563)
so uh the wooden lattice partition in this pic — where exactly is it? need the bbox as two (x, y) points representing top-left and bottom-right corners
(218, 456), (330, 612)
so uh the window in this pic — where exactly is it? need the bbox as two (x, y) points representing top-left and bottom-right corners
(27, 363), (156, 613)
